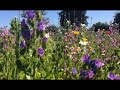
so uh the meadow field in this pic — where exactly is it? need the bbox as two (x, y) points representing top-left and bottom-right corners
(0, 10), (120, 80)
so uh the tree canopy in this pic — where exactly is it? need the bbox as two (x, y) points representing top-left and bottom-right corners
(58, 10), (88, 27)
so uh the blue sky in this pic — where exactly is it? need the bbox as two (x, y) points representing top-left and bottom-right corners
(0, 10), (117, 28)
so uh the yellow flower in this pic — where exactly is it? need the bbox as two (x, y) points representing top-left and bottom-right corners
(89, 47), (93, 51)
(73, 31), (80, 35)
(83, 38), (88, 42)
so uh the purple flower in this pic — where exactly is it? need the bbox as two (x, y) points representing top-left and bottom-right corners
(21, 19), (27, 27)
(37, 47), (44, 57)
(26, 10), (35, 19)
(87, 70), (94, 79)
(20, 40), (26, 48)
(42, 37), (48, 42)
(72, 68), (77, 75)
(89, 60), (104, 69)
(115, 76), (120, 80)
(108, 72), (117, 80)
(81, 54), (91, 64)
(22, 29), (31, 40)
(38, 21), (46, 31)
(95, 60), (104, 68)
(38, 24), (46, 31)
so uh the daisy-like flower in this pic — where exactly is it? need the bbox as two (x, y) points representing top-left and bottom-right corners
(79, 40), (88, 45)
(79, 38), (89, 46)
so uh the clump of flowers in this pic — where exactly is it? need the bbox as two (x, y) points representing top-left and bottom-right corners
(80, 69), (94, 79)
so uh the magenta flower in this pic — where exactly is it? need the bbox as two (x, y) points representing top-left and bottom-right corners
(37, 47), (44, 57)
(87, 70), (94, 79)
(0, 33), (5, 37)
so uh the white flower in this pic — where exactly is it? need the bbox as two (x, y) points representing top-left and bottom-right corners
(79, 40), (88, 45)
(45, 33), (50, 38)
(81, 24), (86, 27)
(67, 20), (70, 24)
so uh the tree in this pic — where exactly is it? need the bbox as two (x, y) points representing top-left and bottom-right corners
(113, 11), (120, 29)
(58, 10), (88, 27)
(92, 22), (109, 32)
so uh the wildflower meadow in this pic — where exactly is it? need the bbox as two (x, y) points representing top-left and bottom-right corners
(0, 10), (120, 80)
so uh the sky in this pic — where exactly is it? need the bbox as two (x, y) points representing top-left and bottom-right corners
(0, 10), (117, 28)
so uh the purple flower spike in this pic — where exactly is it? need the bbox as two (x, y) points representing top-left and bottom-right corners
(21, 19), (27, 27)
(20, 40), (26, 48)
(81, 54), (91, 64)
(72, 68), (77, 75)
(22, 29), (31, 40)
(37, 47), (44, 57)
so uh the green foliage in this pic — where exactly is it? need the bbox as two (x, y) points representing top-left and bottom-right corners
(58, 10), (88, 27)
